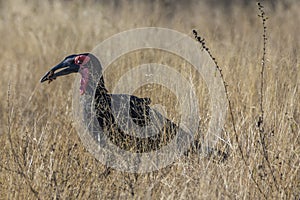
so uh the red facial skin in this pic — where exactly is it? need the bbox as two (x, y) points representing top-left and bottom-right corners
(75, 55), (90, 95)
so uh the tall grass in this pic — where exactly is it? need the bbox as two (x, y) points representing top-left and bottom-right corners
(0, 0), (299, 199)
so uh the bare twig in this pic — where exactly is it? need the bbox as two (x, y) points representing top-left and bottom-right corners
(192, 30), (243, 159)
(257, 1), (267, 156)
(257, 1), (280, 192)
(192, 30), (267, 198)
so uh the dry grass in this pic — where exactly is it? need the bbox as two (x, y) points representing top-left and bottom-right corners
(0, 0), (299, 199)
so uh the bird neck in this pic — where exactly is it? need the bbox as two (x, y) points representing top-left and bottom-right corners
(86, 54), (108, 95)
(96, 76), (108, 95)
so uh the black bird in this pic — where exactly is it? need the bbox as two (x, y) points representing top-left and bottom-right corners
(40, 53), (193, 153)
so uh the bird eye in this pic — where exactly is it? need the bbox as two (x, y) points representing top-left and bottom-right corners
(75, 59), (83, 65)
(75, 55), (89, 65)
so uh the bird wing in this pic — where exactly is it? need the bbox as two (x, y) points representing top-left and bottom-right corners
(110, 94), (169, 137)
(110, 94), (152, 125)
(95, 93), (193, 153)
(129, 96), (152, 126)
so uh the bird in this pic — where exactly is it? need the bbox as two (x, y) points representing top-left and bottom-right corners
(40, 53), (193, 153)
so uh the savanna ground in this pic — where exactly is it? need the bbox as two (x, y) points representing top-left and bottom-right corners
(0, 0), (299, 199)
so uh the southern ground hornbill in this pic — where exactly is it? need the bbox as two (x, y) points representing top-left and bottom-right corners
(40, 53), (194, 154)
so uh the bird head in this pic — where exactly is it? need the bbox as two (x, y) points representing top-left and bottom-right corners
(40, 53), (93, 95)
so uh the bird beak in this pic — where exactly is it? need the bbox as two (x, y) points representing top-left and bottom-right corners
(40, 61), (79, 83)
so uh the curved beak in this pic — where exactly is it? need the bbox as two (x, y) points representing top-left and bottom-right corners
(40, 61), (79, 83)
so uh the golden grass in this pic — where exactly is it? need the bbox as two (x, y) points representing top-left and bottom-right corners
(0, 0), (299, 199)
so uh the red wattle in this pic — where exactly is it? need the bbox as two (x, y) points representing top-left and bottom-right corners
(79, 67), (89, 95)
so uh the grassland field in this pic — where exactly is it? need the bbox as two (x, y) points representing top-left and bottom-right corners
(0, 0), (299, 199)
